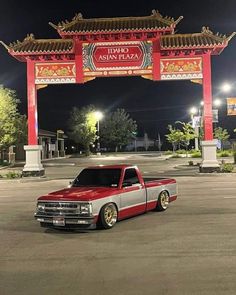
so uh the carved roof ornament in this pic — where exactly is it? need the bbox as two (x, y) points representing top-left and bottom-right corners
(151, 9), (174, 22)
(0, 40), (9, 50)
(72, 12), (83, 21)
(48, 22), (59, 30)
(174, 16), (184, 25)
(202, 26), (236, 43)
(151, 9), (163, 18)
(201, 26), (214, 35)
(3, 33), (35, 50)
(151, 9), (182, 25)
(226, 32), (236, 42)
(24, 33), (35, 42)
(56, 12), (83, 30)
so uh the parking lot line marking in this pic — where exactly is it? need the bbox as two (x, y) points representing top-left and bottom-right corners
(212, 188), (236, 190)
(223, 197), (236, 199)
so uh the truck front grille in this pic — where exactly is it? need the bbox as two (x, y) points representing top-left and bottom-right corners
(38, 202), (79, 216)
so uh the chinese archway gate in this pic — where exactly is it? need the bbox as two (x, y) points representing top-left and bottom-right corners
(1, 10), (235, 175)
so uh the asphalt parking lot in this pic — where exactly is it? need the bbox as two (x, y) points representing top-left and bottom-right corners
(0, 154), (236, 295)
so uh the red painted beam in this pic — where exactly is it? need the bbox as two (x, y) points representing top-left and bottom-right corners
(27, 60), (38, 145)
(152, 38), (161, 81)
(202, 52), (213, 141)
(75, 39), (84, 83)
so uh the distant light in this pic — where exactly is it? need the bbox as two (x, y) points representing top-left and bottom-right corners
(94, 111), (104, 121)
(214, 98), (222, 107)
(221, 82), (232, 93)
(200, 101), (204, 106)
(190, 107), (197, 115)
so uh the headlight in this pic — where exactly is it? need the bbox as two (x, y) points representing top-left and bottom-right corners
(37, 203), (45, 212)
(80, 203), (92, 215)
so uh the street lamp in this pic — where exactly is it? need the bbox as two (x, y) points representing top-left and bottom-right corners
(213, 98), (222, 107)
(221, 82), (232, 93)
(94, 111), (103, 154)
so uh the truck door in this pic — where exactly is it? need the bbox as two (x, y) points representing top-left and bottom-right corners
(119, 168), (146, 219)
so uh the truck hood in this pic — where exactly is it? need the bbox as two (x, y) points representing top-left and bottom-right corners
(38, 186), (120, 202)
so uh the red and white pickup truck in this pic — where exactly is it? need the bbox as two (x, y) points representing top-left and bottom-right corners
(34, 165), (177, 230)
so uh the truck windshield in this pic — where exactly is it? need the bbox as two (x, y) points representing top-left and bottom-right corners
(72, 168), (121, 187)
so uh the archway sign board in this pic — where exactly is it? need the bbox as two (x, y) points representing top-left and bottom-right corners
(1, 10), (235, 175)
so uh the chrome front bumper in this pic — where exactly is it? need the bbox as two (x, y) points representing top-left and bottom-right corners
(34, 213), (97, 229)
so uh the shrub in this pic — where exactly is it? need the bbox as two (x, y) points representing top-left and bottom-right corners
(164, 150), (173, 155)
(191, 151), (202, 158)
(220, 163), (234, 173)
(5, 171), (22, 179)
(217, 150), (232, 157)
(175, 149), (186, 154)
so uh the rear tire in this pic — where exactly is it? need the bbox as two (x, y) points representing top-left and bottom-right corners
(156, 191), (169, 211)
(98, 203), (118, 229)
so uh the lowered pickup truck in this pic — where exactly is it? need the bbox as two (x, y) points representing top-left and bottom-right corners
(34, 165), (177, 230)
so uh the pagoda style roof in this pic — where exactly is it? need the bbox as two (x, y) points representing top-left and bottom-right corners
(3, 29), (234, 57)
(0, 34), (74, 55)
(160, 27), (236, 54)
(50, 10), (183, 35)
(1, 15), (235, 62)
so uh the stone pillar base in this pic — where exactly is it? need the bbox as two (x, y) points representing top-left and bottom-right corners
(8, 152), (15, 164)
(200, 140), (220, 173)
(54, 150), (60, 158)
(60, 151), (65, 157)
(23, 145), (45, 177)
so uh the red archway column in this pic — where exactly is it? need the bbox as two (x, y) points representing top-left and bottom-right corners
(27, 60), (38, 144)
(202, 52), (213, 140)
(23, 60), (44, 176)
(200, 52), (219, 172)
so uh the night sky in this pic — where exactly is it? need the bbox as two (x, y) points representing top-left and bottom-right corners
(0, 0), (236, 139)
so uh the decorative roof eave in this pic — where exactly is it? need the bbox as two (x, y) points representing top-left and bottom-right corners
(201, 26), (236, 43)
(0, 34), (75, 60)
(50, 10), (182, 35)
(0, 40), (10, 50)
(160, 45), (227, 56)
(58, 27), (174, 39)
(57, 27), (175, 35)
(160, 28), (236, 55)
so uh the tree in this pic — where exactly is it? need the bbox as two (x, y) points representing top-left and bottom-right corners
(176, 121), (196, 153)
(165, 125), (183, 152)
(68, 105), (97, 156)
(100, 108), (137, 152)
(214, 127), (230, 150)
(0, 85), (26, 158)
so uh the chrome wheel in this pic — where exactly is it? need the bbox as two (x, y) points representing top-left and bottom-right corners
(99, 203), (118, 229)
(157, 191), (169, 211)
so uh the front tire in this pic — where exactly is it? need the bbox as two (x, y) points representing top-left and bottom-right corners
(156, 191), (169, 211)
(98, 203), (118, 229)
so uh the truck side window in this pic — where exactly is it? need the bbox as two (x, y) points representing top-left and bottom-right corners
(123, 168), (140, 185)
